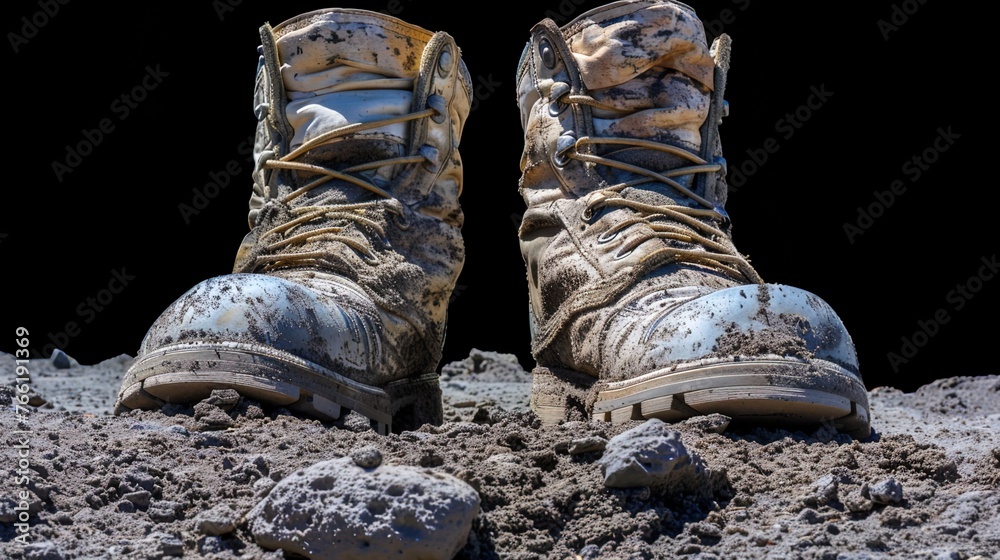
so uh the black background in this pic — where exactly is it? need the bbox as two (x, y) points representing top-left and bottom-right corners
(4, 0), (993, 393)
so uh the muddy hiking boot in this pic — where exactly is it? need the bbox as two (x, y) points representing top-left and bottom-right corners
(115, 9), (472, 434)
(517, 0), (871, 437)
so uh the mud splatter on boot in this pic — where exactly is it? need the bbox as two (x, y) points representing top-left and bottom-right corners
(116, 9), (472, 434)
(516, 1), (870, 437)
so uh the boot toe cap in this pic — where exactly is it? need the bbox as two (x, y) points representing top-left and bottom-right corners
(612, 283), (859, 374)
(136, 273), (380, 371)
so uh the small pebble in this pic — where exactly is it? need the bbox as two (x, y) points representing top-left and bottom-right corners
(568, 436), (608, 455)
(350, 446), (383, 469)
(870, 477), (903, 505)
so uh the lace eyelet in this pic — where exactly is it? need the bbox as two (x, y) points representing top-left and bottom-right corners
(539, 39), (556, 69)
(419, 144), (440, 173)
(597, 229), (619, 244)
(553, 130), (576, 168)
(427, 94), (447, 124)
(388, 202), (410, 231)
(613, 248), (634, 261)
(548, 82), (570, 117)
(437, 47), (452, 77)
(254, 101), (269, 121)
(714, 156), (728, 176)
(580, 205), (601, 224)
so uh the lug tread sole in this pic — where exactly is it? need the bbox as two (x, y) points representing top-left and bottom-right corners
(115, 343), (442, 435)
(531, 359), (871, 439)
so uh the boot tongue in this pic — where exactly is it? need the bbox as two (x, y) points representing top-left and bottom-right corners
(272, 10), (431, 190)
(563, 2), (715, 201)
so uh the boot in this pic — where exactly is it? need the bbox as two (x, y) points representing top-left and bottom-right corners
(115, 9), (472, 434)
(516, 0), (870, 437)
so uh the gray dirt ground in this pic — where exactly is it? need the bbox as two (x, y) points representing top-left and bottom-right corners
(1, 349), (998, 559)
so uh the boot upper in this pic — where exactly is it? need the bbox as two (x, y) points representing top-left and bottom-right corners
(224, 10), (473, 383)
(125, 10), (472, 408)
(516, 1), (859, 379)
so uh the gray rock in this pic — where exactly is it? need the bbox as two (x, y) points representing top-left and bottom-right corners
(123, 469), (156, 493)
(597, 419), (706, 491)
(844, 484), (874, 513)
(253, 477), (276, 497)
(249, 456), (480, 560)
(193, 402), (234, 430)
(117, 500), (136, 513)
(350, 446), (383, 469)
(141, 531), (184, 558)
(870, 477), (903, 505)
(798, 508), (823, 524)
(204, 389), (241, 412)
(568, 436), (608, 455)
(802, 473), (839, 506)
(198, 536), (226, 555)
(123, 490), (151, 509)
(86, 494), (104, 509)
(50, 349), (73, 369)
(148, 500), (182, 523)
(194, 504), (238, 536)
(682, 413), (731, 434)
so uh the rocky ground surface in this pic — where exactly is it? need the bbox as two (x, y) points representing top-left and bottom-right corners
(1, 349), (998, 559)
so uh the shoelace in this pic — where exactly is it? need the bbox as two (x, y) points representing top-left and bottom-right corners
(555, 91), (763, 284)
(251, 79), (446, 272)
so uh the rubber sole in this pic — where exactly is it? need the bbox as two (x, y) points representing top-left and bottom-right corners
(115, 342), (442, 435)
(530, 358), (871, 439)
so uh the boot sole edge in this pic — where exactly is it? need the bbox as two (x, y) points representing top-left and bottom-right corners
(115, 342), (442, 435)
(531, 358), (871, 439)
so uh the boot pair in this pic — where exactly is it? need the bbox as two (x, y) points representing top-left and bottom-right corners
(115, 2), (871, 438)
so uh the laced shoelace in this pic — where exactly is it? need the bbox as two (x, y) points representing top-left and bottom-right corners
(555, 91), (763, 284)
(252, 74), (446, 272)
